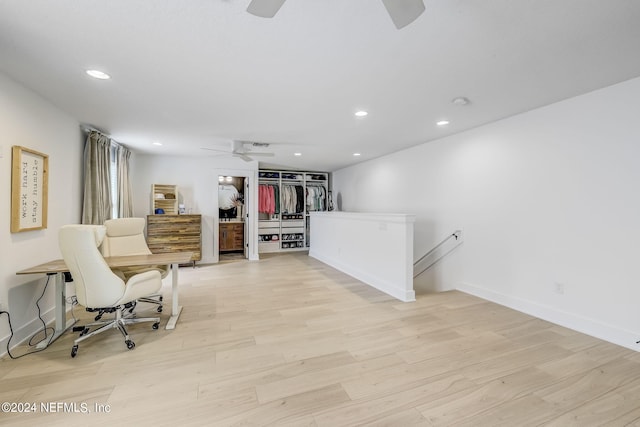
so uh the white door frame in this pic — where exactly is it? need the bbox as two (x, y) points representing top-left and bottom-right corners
(213, 168), (259, 263)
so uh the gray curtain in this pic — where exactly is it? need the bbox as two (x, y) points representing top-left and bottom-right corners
(82, 131), (112, 224)
(115, 144), (134, 218)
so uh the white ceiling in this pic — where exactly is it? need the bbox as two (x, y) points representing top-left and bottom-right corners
(1, 0), (640, 172)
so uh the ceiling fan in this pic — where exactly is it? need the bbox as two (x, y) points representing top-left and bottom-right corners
(201, 140), (275, 162)
(246, 0), (425, 30)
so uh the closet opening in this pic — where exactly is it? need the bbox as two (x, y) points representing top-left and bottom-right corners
(218, 175), (247, 262)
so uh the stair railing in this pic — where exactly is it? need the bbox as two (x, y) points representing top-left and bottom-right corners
(413, 230), (462, 278)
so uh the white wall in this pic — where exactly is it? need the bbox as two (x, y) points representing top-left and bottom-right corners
(333, 76), (640, 350)
(130, 154), (259, 263)
(309, 212), (416, 302)
(0, 72), (83, 353)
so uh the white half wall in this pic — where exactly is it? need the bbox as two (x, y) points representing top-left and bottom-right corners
(309, 211), (416, 302)
(0, 72), (83, 355)
(332, 76), (640, 351)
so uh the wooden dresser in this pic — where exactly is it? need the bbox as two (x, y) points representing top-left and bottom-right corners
(147, 214), (202, 262)
(219, 221), (245, 252)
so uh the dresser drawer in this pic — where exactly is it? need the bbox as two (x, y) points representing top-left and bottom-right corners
(147, 214), (202, 261)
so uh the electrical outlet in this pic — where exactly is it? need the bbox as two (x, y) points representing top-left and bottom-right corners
(554, 282), (565, 295)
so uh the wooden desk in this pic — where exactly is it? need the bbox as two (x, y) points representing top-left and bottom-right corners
(16, 252), (193, 348)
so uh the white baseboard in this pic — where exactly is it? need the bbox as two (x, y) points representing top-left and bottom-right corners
(309, 250), (416, 302)
(457, 282), (639, 352)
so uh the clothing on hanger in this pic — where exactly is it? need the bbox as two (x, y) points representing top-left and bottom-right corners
(219, 184), (239, 210)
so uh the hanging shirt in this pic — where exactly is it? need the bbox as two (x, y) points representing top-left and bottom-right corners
(219, 184), (239, 210)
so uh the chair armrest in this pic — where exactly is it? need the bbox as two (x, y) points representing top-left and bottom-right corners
(116, 270), (162, 305)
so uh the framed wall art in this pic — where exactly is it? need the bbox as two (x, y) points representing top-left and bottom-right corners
(11, 145), (49, 232)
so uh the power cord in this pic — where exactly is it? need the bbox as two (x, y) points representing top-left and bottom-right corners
(1, 275), (57, 359)
(66, 295), (79, 325)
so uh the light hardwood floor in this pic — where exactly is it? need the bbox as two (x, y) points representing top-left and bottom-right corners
(1, 252), (639, 426)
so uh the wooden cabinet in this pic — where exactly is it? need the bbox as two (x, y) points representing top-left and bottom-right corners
(147, 214), (201, 262)
(152, 184), (179, 215)
(219, 222), (244, 252)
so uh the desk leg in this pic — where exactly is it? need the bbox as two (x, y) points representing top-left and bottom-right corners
(165, 262), (183, 330)
(36, 272), (76, 349)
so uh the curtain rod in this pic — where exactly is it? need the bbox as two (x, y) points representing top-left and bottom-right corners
(80, 125), (126, 148)
(80, 124), (108, 135)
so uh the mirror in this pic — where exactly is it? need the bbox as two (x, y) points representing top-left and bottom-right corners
(218, 176), (245, 220)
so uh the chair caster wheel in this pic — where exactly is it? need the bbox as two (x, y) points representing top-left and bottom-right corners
(125, 340), (135, 350)
(80, 327), (90, 337)
(157, 306), (163, 313)
(71, 345), (78, 358)
(159, 296), (164, 302)
(152, 322), (159, 330)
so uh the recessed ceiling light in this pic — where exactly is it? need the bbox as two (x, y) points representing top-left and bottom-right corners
(152, 141), (162, 146)
(452, 97), (470, 106)
(294, 152), (302, 156)
(436, 120), (450, 126)
(355, 111), (368, 117)
(353, 153), (361, 156)
(86, 69), (111, 80)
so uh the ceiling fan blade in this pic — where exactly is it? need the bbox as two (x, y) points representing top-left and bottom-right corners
(245, 152), (274, 157)
(233, 153), (254, 162)
(200, 147), (229, 152)
(246, 0), (287, 18)
(380, 0), (425, 29)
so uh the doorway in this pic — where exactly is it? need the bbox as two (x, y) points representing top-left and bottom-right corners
(218, 175), (247, 262)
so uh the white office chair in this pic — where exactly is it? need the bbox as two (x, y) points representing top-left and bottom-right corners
(59, 225), (162, 357)
(101, 217), (168, 313)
